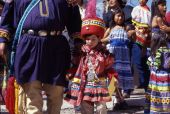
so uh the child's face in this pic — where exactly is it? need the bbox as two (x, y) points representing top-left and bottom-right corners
(158, 2), (167, 16)
(139, 0), (148, 6)
(85, 35), (99, 49)
(108, 0), (119, 8)
(114, 12), (124, 25)
(0, 4), (3, 15)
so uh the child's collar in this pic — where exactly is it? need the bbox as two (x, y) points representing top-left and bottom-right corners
(140, 5), (150, 11)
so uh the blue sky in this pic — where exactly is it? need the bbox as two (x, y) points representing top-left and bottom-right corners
(130, 0), (170, 11)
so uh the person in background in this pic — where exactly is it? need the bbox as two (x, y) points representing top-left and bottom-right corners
(123, 0), (134, 25)
(77, 0), (87, 19)
(101, 7), (134, 110)
(0, 0), (4, 105)
(0, 0), (81, 114)
(166, 11), (170, 26)
(122, 0), (135, 98)
(131, 0), (151, 91)
(103, 0), (134, 98)
(0, 0), (3, 21)
(103, 0), (126, 28)
(145, 0), (170, 113)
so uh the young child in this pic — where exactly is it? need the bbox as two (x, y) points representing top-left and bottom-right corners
(130, 0), (151, 91)
(101, 7), (133, 109)
(64, 0), (116, 113)
(131, 0), (151, 47)
(65, 16), (116, 113)
(145, 0), (170, 113)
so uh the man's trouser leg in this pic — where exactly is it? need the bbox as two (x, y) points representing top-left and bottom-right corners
(43, 84), (64, 114)
(131, 43), (150, 90)
(18, 87), (27, 114)
(21, 81), (43, 114)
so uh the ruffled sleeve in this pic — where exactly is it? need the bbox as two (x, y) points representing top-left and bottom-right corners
(0, 1), (14, 42)
(104, 54), (118, 80)
(148, 47), (169, 69)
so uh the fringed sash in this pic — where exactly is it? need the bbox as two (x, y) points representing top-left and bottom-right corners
(10, 0), (40, 75)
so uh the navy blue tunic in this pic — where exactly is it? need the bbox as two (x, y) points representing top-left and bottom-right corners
(0, 0), (81, 87)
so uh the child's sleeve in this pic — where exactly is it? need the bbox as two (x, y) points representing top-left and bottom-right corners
(66, 67), (77, 80)
(101, 28), (111, 43)
(105, 54), (114, 68)
(131, 6), (139, 22)
(147, 48), (162, 69)
(104, 54), (118, 80)
(107, 68), (118, 80)
(154, 49), (162, 68)
(126, 24), (136, 40)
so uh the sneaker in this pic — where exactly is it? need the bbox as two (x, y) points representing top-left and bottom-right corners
(137, 85), (145, 89)
(112, 103), (121, 111)
(112, 101), (128, 111)
(120, 101), (128, 109)
(74, 106), (81, 114)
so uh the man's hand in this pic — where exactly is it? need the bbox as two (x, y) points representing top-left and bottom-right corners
(0, 43), (7, 61)
(66, 73), (73, 81)
(160, 25), (170, 32)
(67, 0), (78, 6)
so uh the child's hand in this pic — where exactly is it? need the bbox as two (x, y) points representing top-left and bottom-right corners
(114, 78), (118, 86)
(66, 73), (73, 81)
(160, 25), (170, 32)
(127, 30), (136, 38)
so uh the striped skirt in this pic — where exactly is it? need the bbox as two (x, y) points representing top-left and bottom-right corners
(108, 46), (133, 90)
(145, 70), (170, 114)
(65, 80), (112, 106)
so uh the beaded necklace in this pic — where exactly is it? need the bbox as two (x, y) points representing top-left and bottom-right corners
(86, 51), (99, 82)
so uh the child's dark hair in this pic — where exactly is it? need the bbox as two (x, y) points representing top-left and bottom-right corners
(107, 0), (126, 9)
(83, 34), (101, 40)
(109, 7), (125, 28)
(151, 0), (166, 21)
(150, 31), (168, 56)
(0, 0), (4, 6)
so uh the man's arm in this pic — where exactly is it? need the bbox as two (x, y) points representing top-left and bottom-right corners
(66, 5), (82, 39)
(0, 1), (14, 57)
(0, 1), (14, 42)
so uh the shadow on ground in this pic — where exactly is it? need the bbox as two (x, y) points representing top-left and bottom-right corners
(107, 105), (144, 114)
(107, 97), (145, 114)
(0, 93), (145, 114)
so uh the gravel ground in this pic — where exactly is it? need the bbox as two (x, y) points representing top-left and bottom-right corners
(0, 89), (145, 114)
(60, 94), (145, 114)
(59, 89), (145, 114)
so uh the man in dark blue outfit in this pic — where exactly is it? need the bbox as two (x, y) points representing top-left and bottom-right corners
(0, 0), (81, 113)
